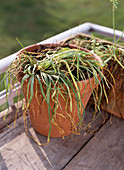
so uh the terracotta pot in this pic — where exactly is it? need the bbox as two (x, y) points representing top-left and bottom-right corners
(18, 43), (102, 137)
(101, 66), (124, 119)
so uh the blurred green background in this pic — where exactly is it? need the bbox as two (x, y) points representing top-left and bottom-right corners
(0, 0), (124, 60)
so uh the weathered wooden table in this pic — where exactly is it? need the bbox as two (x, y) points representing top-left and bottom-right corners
(0, 104), (124, 170)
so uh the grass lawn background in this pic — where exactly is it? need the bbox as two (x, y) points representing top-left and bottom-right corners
(0, 0), (124, 92)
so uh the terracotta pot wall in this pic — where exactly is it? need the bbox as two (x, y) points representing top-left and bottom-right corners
(23, 77), (97, 137)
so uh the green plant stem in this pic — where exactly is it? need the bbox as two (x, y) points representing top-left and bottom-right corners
(112, 4), (116, 47)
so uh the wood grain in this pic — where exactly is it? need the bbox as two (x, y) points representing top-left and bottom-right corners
(64, 116), (124, 170)
(0, 107), (109, 170)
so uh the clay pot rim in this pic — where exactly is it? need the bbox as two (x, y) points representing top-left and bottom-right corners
(17, 43), (102, 63)
(16, 43), (102, 86)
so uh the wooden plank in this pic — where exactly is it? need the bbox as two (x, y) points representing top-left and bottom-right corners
(64, 116), (124, 170)
(0, 107), (109, 170)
